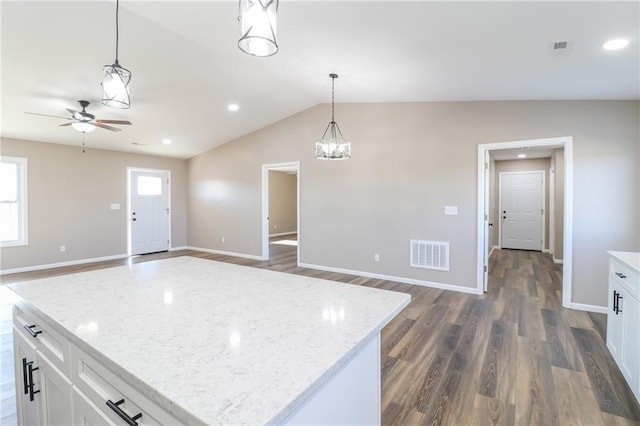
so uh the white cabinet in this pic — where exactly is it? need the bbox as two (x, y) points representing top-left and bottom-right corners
(606, 252), (640, 403)
(12, 329), (41, 426)
(37, 352), (73, 425)
(13, 301), (180, 426)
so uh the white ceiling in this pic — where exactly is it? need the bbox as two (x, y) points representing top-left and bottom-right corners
(1, 1), (638, 159)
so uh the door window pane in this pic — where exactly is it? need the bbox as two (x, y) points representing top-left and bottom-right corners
(137, 176), (162, 196)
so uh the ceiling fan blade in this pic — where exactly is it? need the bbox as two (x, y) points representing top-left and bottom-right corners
(25, 112), (72, 120)
(66, 108), (80, 115)
(96, 119), (131, 125)
(93, 122), (122, 132)
(59, 122), (73, 127)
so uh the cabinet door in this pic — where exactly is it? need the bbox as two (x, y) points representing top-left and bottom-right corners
(607, 279), (624, 360)
(13, 327), (41, 426)
(619, 288), (639, 390)
(36, 351), (73, 425)
(72, 387), (117, 426)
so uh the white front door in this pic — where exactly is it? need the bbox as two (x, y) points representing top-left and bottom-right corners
(500, 171), (543, 251)
(129, 170), (170, 255)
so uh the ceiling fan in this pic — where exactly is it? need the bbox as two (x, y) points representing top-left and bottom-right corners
(25, 100), (132, 133)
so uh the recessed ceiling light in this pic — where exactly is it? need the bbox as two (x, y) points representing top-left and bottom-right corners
(603, 39), (629, 51)
(228, 104), (239, 112)
(162, 138), (172, 145)
(517, 154), (527, 158)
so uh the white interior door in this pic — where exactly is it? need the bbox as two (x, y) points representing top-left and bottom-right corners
(500, 171), (543, 251)
(129, 170), (170, 255)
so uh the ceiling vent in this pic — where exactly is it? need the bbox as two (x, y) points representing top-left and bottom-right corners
(550, 40), (573, 55)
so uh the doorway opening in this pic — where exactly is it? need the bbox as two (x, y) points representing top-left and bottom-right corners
(261, 162), (300, 264)
(127, 168), (171, 256)
(477, 136), (573, 308)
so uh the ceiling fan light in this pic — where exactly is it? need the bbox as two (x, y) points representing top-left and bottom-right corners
(72, 122), (96, 133)
(238, 0), (279, 57)
(102, 62), (131, 109)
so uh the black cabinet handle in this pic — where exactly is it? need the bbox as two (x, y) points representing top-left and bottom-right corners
(24, 324), (42, 338)
(107, 399), (142, 426)
(613, 290), (618, 314)
(615, 272), (627, 279)
(22, 358), (29, 395)
(616, 292), (623, 315)
(26, 361), (40, 401)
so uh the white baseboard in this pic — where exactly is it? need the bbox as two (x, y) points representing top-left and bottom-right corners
(0, 254), (128, 276)
(569, 302), (607, 314)
(269, 231), (297, 238)
(187, 246), (265, 261)
(298, 262), (483, 295)
(553, 256), (564, 264)
(489, 246), (499, 256)
(169, 246), (188, 251)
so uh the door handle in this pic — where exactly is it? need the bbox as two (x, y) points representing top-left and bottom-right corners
(132, 218), (137, 221)
(502, 216), (506, 220)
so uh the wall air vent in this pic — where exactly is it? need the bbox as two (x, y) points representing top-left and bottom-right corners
(410, 240), (449, 271)
(550, 40), (573, 55)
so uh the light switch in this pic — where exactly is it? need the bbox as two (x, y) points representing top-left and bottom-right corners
(110, 203), (120, 210)
(444, 206), (458, 216)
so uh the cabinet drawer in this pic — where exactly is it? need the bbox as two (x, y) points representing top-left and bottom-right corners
(610, 257), (640, 300)
(13, 303), (70, 377)
(71, 346), (180, 425)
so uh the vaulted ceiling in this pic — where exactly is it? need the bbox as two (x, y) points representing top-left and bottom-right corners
(1, 1), (638, 159)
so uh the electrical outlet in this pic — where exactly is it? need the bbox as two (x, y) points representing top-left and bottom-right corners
(374, 254), (380, 262)
(221, 237), (225, 243)
(60, 245), (66, 253)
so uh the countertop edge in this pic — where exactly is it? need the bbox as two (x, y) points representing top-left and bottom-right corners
(608, 251), (640, 273)
(266, 293), (411, 425)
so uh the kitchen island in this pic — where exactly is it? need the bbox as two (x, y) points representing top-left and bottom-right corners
(9, 256), (410, 425)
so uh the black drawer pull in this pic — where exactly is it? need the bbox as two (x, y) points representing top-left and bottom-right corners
(24, 324), (42, 338)
(107, 399), (142, 426)
(615, 272), (627, 279)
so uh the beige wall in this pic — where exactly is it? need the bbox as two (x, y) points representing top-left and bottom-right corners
(0, 138), (188, 271)
(493, 158), (551, 250)
(551, 149), (565, 259)
(489, 156), (497, 248)
(188, 100), (639, 308)
(268, 171), (297, 235)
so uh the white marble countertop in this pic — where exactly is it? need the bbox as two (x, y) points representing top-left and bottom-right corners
(8, 256), (410, 425)
(609, 251), (640, 273)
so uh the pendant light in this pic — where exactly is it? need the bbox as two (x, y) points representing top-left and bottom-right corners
(238, 0), (279, 57)
(315, 73), (351, 160)
(102, 0), (131, 109)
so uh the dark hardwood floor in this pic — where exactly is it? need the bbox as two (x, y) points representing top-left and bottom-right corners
(1, 241), (639, 425)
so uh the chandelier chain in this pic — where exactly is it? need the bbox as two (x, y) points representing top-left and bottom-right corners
(115, 0), (120, 62)
(331, 76), (335, 123)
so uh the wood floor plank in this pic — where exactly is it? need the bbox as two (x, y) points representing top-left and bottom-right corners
(515, 336), (560, 425)
(469, 394), (516, 426)
(571, 327), (640, 420)
(552, 366), (607, 426)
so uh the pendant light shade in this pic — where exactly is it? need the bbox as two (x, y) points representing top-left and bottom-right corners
(102, 61), (131, 108)
(315, 74), (351, 160)
(238, 0), (279, 57)
(102, 0), (131, 108)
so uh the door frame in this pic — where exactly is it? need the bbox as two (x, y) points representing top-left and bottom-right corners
(261, 161), (300, 263)
(498, 170), (545, 251)
(477, 136), (573, 308)
(127, 167), (172, 256)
